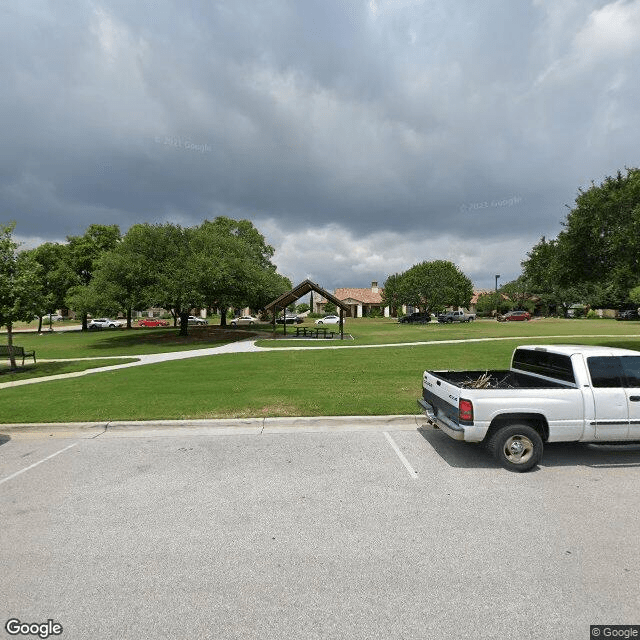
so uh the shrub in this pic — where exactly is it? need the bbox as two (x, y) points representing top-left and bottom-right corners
(587, 309), (599, 319)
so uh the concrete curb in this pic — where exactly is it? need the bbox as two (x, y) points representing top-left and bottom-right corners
(0, 414), (425, 436)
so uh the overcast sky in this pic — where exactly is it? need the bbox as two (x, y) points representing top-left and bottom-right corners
(2, 0), (639, 291)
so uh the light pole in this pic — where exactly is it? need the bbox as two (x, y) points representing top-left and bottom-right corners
(495, 274), (500, 315)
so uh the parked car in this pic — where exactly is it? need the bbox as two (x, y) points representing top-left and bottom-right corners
(138, 318), (169, 327)
(315, 315), (341, 325)
(616, 309), (640, 321)
(497, 310), (531, 322)
(276, 314), (303, 324)
(88, 318), (123, 330)
(178, 315), (208, 325)
(231, 315), (258, 326)
(399, 312), (431, 324)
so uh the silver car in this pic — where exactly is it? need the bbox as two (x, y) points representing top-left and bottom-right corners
(230, 315), (258, 326)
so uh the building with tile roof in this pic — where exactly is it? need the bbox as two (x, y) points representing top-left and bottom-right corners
(314, 281), (390, 317)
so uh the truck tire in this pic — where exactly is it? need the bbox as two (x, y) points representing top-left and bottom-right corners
(487, 424), (543, 472)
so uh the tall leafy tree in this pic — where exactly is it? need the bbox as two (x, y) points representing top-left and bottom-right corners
(401, 260), (474, 312)
(66, 224), (121, 330)
(89, 225), (158, 328)
(523, 236), (593, 316)
(0, 223), (43, 368)
(382, 273), (407, 316)
(27, 242), (73, 331)
(558, 168), (640, 304)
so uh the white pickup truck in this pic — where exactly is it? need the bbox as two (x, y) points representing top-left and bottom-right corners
(417, 344), (640, 471)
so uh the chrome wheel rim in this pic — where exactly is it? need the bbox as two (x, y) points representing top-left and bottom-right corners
(503, 435), (534, 464)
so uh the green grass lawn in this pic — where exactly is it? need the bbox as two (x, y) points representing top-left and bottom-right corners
(1, 326), (254, 359)
(0, 358), (138, 383)
(0, 323), (639, 423)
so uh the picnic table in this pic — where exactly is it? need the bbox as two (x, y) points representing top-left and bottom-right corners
(294, 326), (335, 339)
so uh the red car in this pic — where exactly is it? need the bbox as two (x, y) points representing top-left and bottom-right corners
(138, 318), (169, 327)
(498, 310), (531, 322)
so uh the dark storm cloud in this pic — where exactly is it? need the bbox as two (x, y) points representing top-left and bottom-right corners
(2, 0), (640, 288)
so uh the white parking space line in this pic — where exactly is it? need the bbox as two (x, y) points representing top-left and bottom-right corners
(0, 443), (78, 487)
(383, 432), (418, 479)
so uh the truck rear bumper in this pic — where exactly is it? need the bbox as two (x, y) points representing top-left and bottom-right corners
(417, 398), (466, 440)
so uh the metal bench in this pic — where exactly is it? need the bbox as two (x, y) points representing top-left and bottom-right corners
(0, 345), (36, 365)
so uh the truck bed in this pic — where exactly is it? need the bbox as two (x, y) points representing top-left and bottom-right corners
(430, 369), (570, 389)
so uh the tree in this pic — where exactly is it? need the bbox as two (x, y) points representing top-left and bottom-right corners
(630, 285), (640, 308)
(196, 218), (290, 324)
(558, 168), (640, 304)
(66, 224), (121, 330)
(401, 260), (473, 312)
(89, 225), (158, 328)
(522, 237), (592, 316)
(382, 273), (408, 316)
(0, 223), (43, 368)
(475, 292), (500, 316)
(499, 276), (535, 313)
(27, 242), (73, 331)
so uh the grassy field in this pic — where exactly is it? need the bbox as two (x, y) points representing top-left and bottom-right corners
(0, 316), (638, 423)
(0, 358), (138, 383)
(2, 326), (252, 359)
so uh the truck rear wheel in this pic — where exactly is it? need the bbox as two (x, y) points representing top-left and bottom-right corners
(488, 424), (543, 472)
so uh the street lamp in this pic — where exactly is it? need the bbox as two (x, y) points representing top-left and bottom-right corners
(495, 274), (500, 315)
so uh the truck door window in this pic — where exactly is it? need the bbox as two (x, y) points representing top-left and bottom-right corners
(620, 356), (640, 387)
(587, 357), (624, 387)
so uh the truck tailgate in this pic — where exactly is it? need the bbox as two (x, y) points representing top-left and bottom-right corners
(421, 371), (463, 424)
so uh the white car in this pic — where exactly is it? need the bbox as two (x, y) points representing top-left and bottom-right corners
(315, 315), (341, 325)
(231, 315), (258, 326)
(88, 318), (123, 329)
(178, 315), (208, 325)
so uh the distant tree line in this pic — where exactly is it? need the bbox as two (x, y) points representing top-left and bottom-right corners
(0, 217), (292, 349)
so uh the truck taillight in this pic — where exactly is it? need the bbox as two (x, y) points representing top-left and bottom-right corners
(459, 399), (473, 422)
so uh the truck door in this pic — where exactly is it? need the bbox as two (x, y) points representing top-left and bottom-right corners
(621, 356), (640, 438)
(586, 357), (629, 440)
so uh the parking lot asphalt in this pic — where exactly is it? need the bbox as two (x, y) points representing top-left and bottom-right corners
(2, 420), (640, 640)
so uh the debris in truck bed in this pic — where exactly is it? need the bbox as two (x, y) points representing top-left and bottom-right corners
(460, 371), (515, 388)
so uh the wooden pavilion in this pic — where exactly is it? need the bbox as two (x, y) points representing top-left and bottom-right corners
(264, 279), (349, 339)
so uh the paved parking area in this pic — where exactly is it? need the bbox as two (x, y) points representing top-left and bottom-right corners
(1, 423), (639, 640)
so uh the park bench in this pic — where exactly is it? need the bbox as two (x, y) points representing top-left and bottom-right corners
(0, 345), (36, 365)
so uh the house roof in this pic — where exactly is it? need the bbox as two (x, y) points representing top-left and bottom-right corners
(334, 287), (384, 304)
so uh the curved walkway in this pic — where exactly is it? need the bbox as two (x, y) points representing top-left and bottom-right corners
(1, 333), (639, 390)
